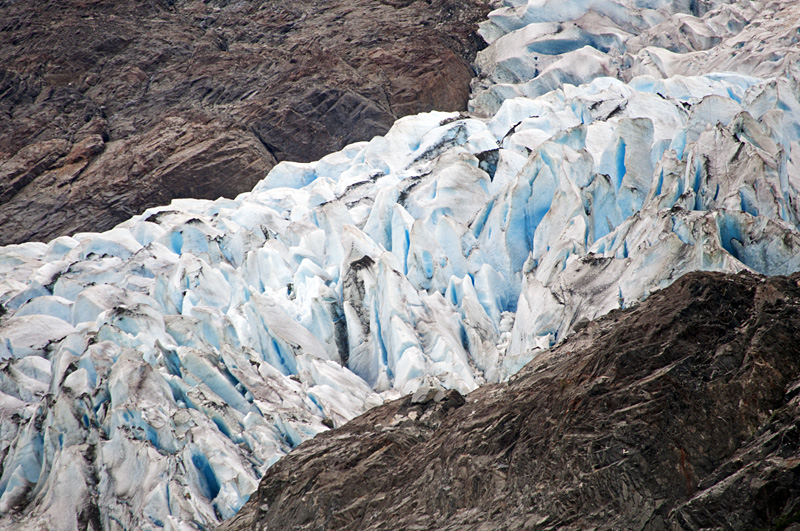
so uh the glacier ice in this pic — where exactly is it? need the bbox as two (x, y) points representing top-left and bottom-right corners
(470, 0), (799, 116)
(2, 0), (800, 529)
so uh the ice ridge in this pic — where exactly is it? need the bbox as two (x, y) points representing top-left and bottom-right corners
(2, 0), (800, 529)
(471, 0), (800, 115)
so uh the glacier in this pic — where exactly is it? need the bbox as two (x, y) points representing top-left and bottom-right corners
(2, 0), (800, 529)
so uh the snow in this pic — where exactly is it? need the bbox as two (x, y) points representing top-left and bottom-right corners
(2, 0), (800, 528)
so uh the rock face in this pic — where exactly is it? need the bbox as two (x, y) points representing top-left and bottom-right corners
(0, 0), (490, 244)
(221, 271), (800, 531)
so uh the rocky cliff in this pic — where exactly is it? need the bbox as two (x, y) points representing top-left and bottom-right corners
(222, 271), (800, 531)
(0, 0), (489, 244)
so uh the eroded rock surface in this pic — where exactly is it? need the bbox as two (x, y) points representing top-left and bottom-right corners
(222, 271), (800, 531)
(0, 0), (490, 244)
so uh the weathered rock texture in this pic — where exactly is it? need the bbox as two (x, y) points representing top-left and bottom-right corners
(0, 0), (490, 244)
(221, 271), (800, 531)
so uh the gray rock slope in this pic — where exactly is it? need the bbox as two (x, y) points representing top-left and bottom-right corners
(0, 0), (490, 245)
(221, 271), (800, 531)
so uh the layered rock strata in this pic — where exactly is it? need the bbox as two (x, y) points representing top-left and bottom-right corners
(222, 271), (800, 531)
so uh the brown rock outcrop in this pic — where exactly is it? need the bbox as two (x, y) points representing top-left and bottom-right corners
(221, 271), (800, 531)
(0, 0), (490, 244)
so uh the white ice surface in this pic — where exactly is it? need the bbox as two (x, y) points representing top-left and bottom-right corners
(2, 0), (800, 529)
